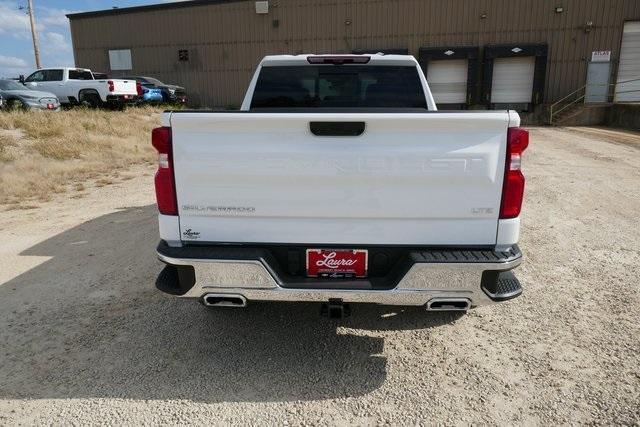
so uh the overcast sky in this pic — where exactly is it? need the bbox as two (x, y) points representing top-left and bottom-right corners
(0, 0), (183, 77)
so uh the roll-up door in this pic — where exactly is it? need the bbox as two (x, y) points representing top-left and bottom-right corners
(427, 59), (469, 104)
(490, 57), (536, 103)
(418, 46), (480, 107)
(615, 21), (640, 102)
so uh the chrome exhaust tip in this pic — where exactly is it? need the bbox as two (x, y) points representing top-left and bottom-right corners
(426, 297), (471, 311)
(203, 293), (247, 308)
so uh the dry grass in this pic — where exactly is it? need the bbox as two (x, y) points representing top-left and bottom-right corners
(0, 106), (162, 207)
(0, 134), (16, 162)
(95, 178), (114, 187)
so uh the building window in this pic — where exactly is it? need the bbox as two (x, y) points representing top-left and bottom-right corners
(178, 50), (189, 61)
(108, 49), (132, 71)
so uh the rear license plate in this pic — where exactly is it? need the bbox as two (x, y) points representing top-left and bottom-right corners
(306, 249), (368, 278)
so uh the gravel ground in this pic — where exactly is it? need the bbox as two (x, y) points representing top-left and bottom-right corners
(0, 127), (639, 425)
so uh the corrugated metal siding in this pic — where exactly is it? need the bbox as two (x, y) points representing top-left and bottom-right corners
(70, 0), (640, 107)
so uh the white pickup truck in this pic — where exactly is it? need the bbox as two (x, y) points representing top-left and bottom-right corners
(153, 54), (528, 317)
(22, 67), (137, 108)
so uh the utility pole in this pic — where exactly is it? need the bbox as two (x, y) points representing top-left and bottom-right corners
(27, 0), (42, 69)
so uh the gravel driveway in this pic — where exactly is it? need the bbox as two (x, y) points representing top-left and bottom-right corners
(0, 127), (638, 425)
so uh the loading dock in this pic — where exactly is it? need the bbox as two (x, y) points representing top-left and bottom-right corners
(491, 57), (536, 103)
(418, 47), (480, 109)
(483, 44), (548, 111)
(615, 21), (640, 102)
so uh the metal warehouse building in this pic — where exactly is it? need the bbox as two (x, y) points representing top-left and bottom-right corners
(68, 0), (640, 120)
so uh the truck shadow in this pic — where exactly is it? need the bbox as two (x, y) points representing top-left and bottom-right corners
(0, 205), (461, 403)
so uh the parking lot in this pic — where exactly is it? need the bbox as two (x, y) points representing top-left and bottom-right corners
(0, 126), (638, 424)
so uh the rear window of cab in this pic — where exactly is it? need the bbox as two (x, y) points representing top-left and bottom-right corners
(251, 65), (426, 109)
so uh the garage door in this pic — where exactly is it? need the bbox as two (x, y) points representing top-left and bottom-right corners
(427, 59), (468, 104)
(491, 57), (535, 103)
(615, 21), (640, 102)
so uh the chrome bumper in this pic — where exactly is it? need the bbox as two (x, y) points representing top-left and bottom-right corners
(156, 245), (522, 307)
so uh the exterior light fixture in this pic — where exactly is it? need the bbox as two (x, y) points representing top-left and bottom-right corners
(584, 20), (593, 33)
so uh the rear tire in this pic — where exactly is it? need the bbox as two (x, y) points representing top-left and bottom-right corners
(107, 102), (126, 111)
(79, 92), (102, 109)
(7, 99), (28, 111)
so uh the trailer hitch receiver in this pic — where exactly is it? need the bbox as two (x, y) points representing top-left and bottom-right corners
(321, 299), (351, 319)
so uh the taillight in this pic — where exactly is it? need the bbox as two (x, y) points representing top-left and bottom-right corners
(136, 81), (143, 96)
(107, 80), (115, 92)
(500, 127), (529, 219)
(152, 127), (177, 215)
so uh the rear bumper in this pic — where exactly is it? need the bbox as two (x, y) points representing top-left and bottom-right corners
(167, 92), (187, 104)
(24, 98), (60, 110)
(156, 242), (523, 307)
(106, 94), (138, 104)
(141, 94), (164, 103)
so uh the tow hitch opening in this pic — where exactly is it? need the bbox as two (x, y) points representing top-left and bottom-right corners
(321, 299), (351, 319)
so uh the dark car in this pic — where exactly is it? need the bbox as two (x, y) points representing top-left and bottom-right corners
(121, 76), (187, 104)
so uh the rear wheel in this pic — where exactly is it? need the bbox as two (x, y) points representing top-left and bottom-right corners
(7, 99), (28, 111)
(79, 92), (102, 109)
(107, 101), (126, 111)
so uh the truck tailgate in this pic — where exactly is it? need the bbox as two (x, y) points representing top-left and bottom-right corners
(170, 112), (511, 246)
(111, 79), (137, 95)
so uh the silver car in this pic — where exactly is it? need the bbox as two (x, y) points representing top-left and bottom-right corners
(0, 79), (60, 111)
